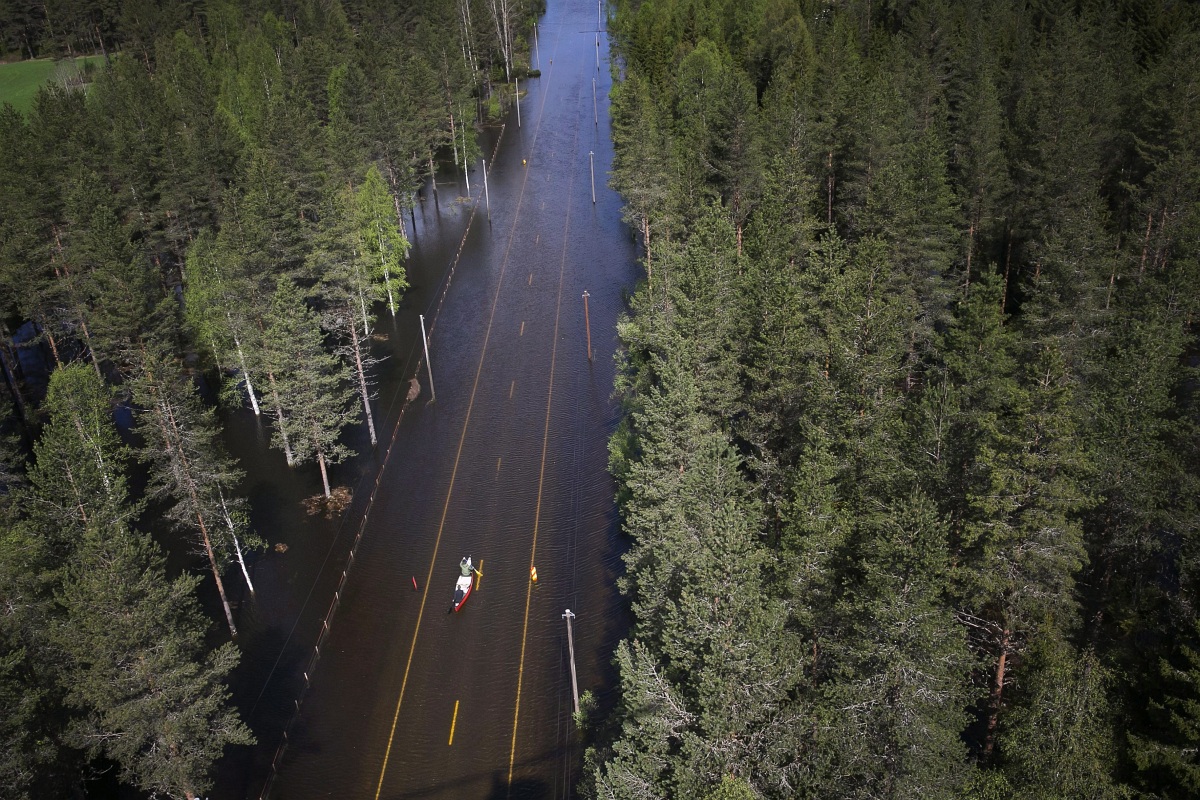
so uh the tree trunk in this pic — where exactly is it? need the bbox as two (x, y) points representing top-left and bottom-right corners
(375, 215), (397, 316)
(316, 439), (331, 498)
(265, 368), (294, 466)
(348, 319), (377, 446)
(358, 288), (371, 338)
(218, 487), (256, 598)
(37, 316), (61, 366)
(233, 336), (261, 415)
(1001, 232), (1013, 312)
(154, 389), (238, 638)
(642, 214), (652, 292)
(429, 151), (438, 199)
(982, 629), (1010, 761)
(827, 151), (834, 224)
(0, 326), (29, 424)
(964, 216), (976, 299)
(1139, 210), (1152, 275)
(52, 231), (103, 378)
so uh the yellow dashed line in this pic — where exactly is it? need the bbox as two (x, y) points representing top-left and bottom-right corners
(507, 74), (580, 796)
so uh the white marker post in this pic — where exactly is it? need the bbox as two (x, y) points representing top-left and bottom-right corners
(589, 151), (596, 204)
(583, 291), (592, 363)
(462, 119), (470, 196)
(564, 609), (579, 716)
(420, 314), (436, 402)
(481, 159), (490, 218)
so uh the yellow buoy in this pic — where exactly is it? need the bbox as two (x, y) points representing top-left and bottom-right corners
(530, 565), (538, 583)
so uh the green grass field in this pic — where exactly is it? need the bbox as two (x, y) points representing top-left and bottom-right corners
(0, 56), (106, 115)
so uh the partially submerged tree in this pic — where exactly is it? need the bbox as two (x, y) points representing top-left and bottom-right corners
(261, 278), (355, 498)
(131, 346), (261, 637)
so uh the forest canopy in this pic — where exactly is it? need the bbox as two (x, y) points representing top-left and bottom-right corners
(588, 0), (1200, 798)
(0, 0), (539, 797)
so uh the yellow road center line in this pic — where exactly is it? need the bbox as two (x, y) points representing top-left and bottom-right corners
(497, 456), (503, 473)
(507, 64), (581, 796)
(373, 43), (558, 798)
(520, 320), (525, 336)
(510, 380), (516, 399)
(528, 272), (533, 285)
(448, 700), (460, 745)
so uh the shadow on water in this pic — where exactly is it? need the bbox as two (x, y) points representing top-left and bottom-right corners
(375, 752), (559, 800)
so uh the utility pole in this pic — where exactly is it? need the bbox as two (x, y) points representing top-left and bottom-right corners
(593, 77), (597, 126)
(462, 119), (470, 196)
(596, 34), (600, 71)
(563, 609), (579, 716)
(534, 23), (541, 70)
(589, 151), (595, 204)
(419, 314), (436, 402)
(582, 291), (592, 363)
(482, 158), (490, 219)
(515, 78), (521, 127)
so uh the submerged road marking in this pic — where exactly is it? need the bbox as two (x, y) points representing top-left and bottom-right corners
(507, 54), (583, 797)
(510, 380), (516, 399)
(529, 272), (534, 285)
(372, 39), (560, 799)
(520, 320), (526, 336)
(449, 700), (460, 746)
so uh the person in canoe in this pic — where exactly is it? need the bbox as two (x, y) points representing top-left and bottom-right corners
(452, 556), (479, 612)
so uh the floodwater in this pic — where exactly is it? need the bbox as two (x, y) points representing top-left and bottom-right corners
(214, 2), (637, 798)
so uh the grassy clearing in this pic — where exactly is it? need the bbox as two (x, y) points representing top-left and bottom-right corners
(0, 56), (106, 115)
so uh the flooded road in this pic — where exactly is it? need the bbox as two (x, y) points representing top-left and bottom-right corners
(218, 2), (636, 798)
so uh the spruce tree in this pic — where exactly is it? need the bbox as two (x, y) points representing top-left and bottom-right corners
(53, 523), (252, 800)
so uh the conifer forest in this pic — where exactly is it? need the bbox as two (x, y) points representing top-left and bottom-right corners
(1, 0), (1200, 799)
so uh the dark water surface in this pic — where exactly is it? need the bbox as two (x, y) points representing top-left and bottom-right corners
(215, 2), (636, 798)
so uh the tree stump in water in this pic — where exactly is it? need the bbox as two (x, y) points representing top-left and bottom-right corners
(302, 486), (353, 518)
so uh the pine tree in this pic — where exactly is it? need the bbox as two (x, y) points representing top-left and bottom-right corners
(261, 277), (355, 498)
(53, 523), (253, 800)
(26, 364), (135, 556)
(131, 346), (251, 636)
(1128, 616), (1200, 798)
(308, 180), (387, 448)
(811, 492), (973, 799)
(609, 72), (673, 278)
(998, 637), (1125, 799)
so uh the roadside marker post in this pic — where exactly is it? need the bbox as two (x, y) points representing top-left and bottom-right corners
(563, 609), (579, 716)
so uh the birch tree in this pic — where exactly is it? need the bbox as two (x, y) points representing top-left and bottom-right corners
(183, 229), (263, 415)
(484, 0), (517, 81)
(354, 165), (410, 318)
